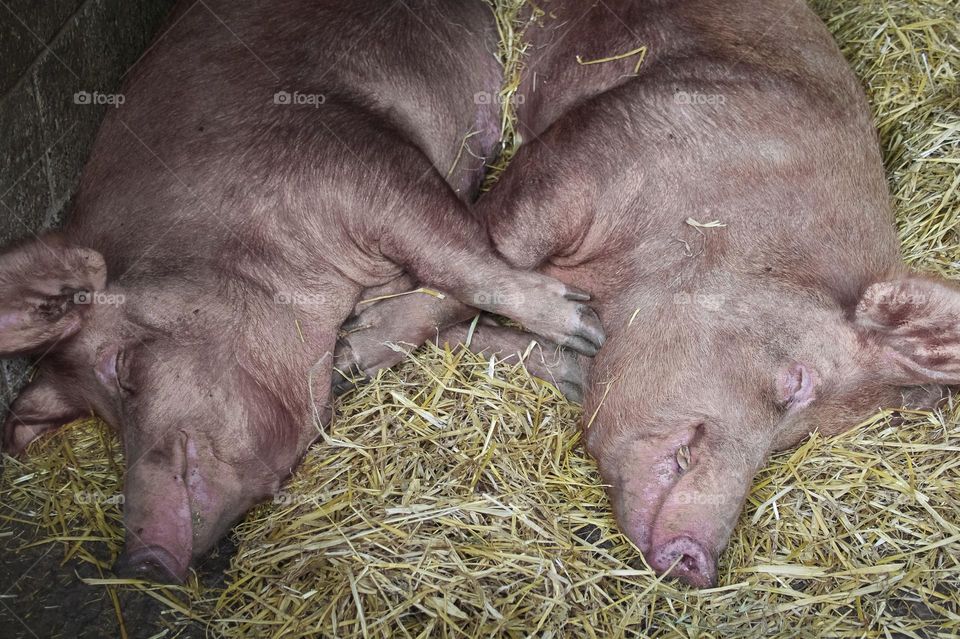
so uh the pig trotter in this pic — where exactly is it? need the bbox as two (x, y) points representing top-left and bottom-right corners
(564, 302), (605, 357)
(534, 291), (604, 358)
(554, 374), (584, 404)
(331, 338), (369, 396)
(332, 294), (588, 402)
(470, 276), (605, 357)
(563, 286), (592, 302)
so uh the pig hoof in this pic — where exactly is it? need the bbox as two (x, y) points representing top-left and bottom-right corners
(563, 286), (591, 302)
(331, 338), (369, 396)
(557, 379), (584, 403)
(559, 304), (605, 357)
(648, 535), (717, 588)
(332, 365), (368, 395)
(113, 546), (186, 584)
(551, 351), (585, 402)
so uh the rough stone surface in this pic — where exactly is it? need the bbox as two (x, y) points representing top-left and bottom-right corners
(0, 0), (175, 409)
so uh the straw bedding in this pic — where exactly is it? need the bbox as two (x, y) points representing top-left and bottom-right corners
(1, 0), (958, 636)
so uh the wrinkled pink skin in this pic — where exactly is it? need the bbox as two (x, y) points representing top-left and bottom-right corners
(335, 0), (960, 587)
(0, 0), (606, 584)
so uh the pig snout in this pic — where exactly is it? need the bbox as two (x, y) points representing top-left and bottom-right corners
(113, 430), (254, 584)
(600, 422), (758, 588)
(113, 545), (186, 585)
(113, 430), (194, 583)
(647, 536), (716, 589)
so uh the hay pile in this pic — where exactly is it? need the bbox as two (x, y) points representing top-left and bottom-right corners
(481, 0), (541, 190)
(2, 0), (959, 637)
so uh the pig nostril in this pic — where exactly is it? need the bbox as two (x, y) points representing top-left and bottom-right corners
(680, 553), (699, 572)
(649, 535), (717, 588)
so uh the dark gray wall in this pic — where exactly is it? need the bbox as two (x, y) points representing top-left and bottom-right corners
(0, 0), (176, 408)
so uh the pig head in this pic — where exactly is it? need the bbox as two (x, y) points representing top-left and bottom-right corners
(493, 0), (960, 587)
(1, 0), (606, 585)
(579, 273), (958, 587)
(0, 235), (316, 582)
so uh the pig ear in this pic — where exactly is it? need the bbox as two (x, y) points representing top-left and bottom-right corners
(0, 236), (106, 356)
(2, 370), (85, 455)
(855, 276), (960, 384)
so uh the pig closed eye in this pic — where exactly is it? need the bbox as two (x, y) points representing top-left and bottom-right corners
(779, 362), (817, 411)
(115, 349), (136, 394)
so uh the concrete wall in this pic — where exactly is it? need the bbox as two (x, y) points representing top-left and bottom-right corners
(0, 0), (176, 408)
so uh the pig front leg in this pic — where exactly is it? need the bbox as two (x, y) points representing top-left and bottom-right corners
(382, 242), (604, 357)
(364, 164), (604, 357)
(334, 114), (609, 387)
(332, 123), (608, 390)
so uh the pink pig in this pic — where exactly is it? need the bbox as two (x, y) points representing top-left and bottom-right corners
(334, 0), (960, 587)
(0, 0), (604, 583)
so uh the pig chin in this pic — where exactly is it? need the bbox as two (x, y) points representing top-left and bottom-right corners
(603, 422), (754, 589)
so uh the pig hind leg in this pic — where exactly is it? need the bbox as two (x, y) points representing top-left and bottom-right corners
(333, 292), (473, 395)
(333, 295), (584, 402)
(439, 321), (585, 402)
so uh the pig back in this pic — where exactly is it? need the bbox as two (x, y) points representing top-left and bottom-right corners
(512, 0), (900, 308)
(65, 0), (502, 272)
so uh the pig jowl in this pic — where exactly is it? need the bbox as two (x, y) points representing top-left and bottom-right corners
(326, 0), (960, 588)
(0, 0), (605, 584)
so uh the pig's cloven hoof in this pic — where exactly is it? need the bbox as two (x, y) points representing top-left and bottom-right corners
(648, 535), (717, 588)
(556, 378), (584, 404)
(554, 297), (605, 357)
(331, 338), (369, 396)
(487, 278), (605, 357)
(113, 545), (186, 584)
(527, 343), (584, 403)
